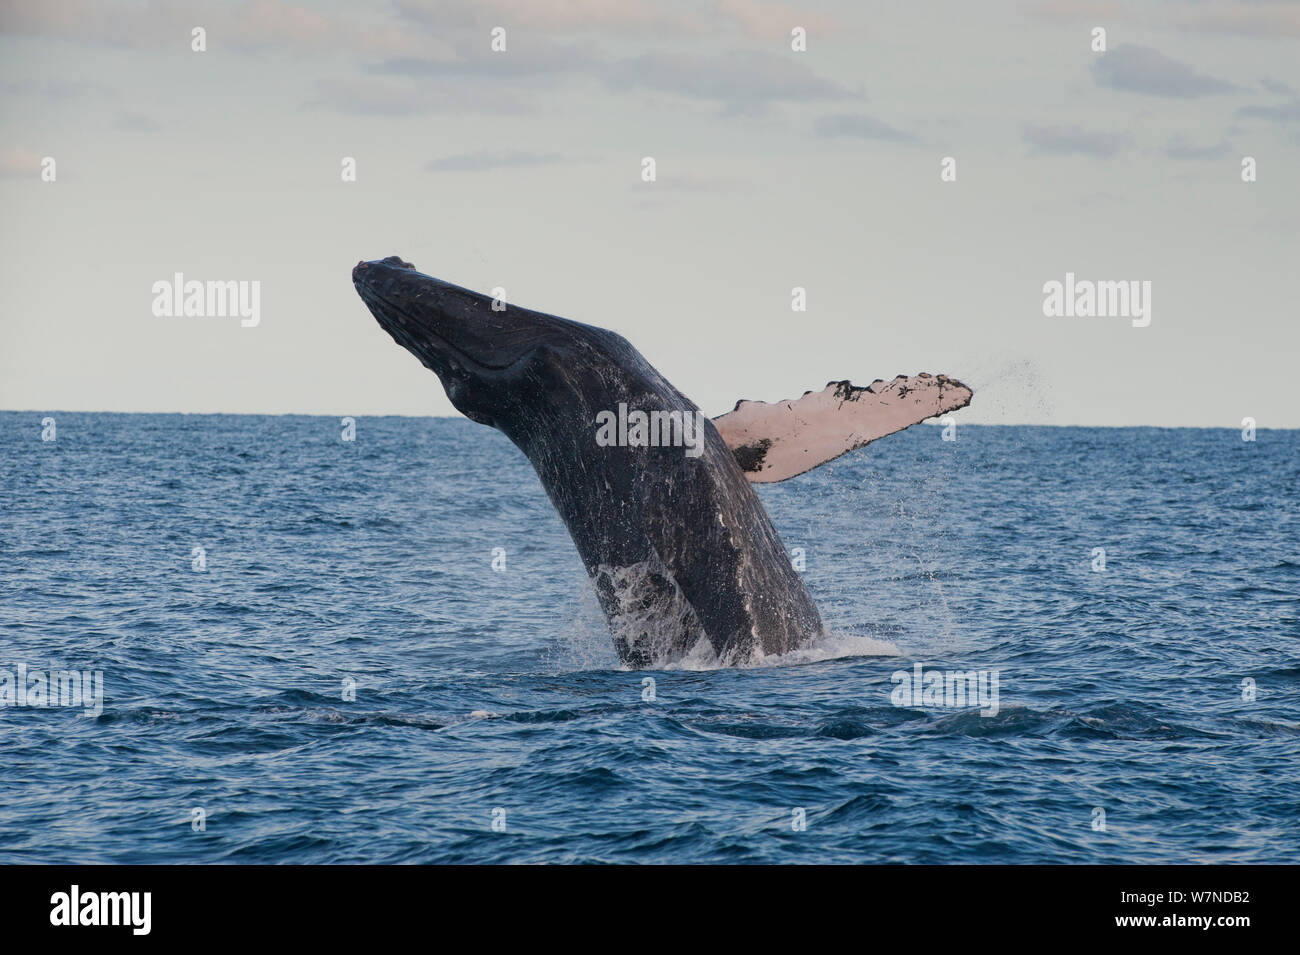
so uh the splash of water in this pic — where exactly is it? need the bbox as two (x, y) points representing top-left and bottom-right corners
(550, 560), (902, 670)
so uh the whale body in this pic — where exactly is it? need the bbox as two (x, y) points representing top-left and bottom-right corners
(352, 256), (971, 666)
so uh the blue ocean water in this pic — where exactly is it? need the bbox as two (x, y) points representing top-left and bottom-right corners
(0, 412), (1296, 864)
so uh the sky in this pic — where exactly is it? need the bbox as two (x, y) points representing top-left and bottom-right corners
(1, 0), (1297, 426)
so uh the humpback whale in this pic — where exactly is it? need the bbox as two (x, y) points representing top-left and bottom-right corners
(352, 256), (972, 666)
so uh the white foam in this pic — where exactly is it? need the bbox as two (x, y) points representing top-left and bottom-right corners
(661, 628), (901, 671)
(550, 563), (903, 672)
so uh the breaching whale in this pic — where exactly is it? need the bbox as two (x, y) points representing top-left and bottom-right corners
(352, 256), (972, 666)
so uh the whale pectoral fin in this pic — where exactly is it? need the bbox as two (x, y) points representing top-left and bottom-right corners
(712, 374), (973, 483)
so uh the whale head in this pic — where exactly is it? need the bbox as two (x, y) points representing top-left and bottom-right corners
(352, 256), (642, 435)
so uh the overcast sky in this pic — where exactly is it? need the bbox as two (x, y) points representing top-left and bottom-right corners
(2, 0), (1297, 425)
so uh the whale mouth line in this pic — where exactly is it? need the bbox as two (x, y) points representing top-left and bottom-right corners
(355, 282), (526, 373)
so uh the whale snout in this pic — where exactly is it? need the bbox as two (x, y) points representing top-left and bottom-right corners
(351, 256), (564, 385)
(353, 255), (415, 286)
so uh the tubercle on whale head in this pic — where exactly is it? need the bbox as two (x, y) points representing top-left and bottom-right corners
(351, 256), (648, 434)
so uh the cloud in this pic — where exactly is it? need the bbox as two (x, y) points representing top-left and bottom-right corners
(114, 112), (164, 132)
(368, 45), (850, 115)
(1236, 73), (1300, 121)
(0, 77), (97, 101)
(0, 147), (42, 177)
(326, 44), (855, 116)
(1092, 44), (1236, 98)
(426, 150), (566, 172)
(1260, 76), (1296, 98)
(603, 50), (855, 113)
(394, 0), (704, 35)
(1024, 1), (1300, 38)
(814, 113), (915, 142)
(1019, 1), (1128, 21)
(628, 172), (752, 206)
(1237, 100), (1300, 122)
(633, 173), (747, 194)
(0, 0), (427, 57)
(305, 76), (436, 115)
(2, 1), (852, 116)
(1163, 135), (1233, 160)
(711, 0), (837, 41)
(1172, 1), (1300, 38)
(305, 75), (536, 115)
(1023, 124), (1132, 157)
(393, 0), (834, 40)
(368, 39), (601, 81)
(0, 0), (837, 55)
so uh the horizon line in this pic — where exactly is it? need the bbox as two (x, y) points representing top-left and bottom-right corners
(0, 408), (1292, 431)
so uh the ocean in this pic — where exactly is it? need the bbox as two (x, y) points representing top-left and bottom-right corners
(1, 413), (1296, 864)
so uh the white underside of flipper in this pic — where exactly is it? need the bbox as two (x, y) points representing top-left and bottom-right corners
(713, 374), (973, 483)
